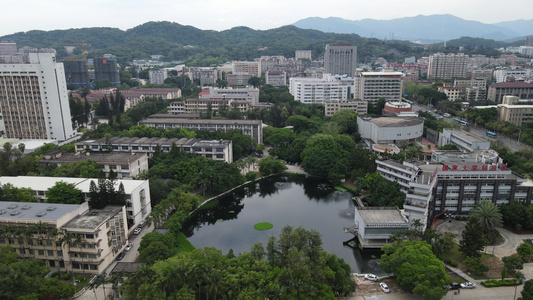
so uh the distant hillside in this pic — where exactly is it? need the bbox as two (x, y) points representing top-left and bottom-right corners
(293, 14), (533, 42)
(0, 21), (521, 67)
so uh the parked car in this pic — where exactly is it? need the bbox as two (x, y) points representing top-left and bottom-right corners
(125, 242), (134, 251)
(364, 274), (378, 281)
(443, 113), (451, 118)
(445, 282), (461, 290)
(133, 227), (142, 235)
(138, 221), (145, 228)
(460, 282), (476, 289)
(116, 252), (126, 261)
(526, 238), (533, 245)
(92, 274), (105, 284)
(380, 282), (390, 293)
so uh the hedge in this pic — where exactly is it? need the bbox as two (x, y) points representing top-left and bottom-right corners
(481, 279), (520, 287)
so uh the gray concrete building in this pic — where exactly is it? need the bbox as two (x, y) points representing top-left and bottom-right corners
(324, 44), (357, 77)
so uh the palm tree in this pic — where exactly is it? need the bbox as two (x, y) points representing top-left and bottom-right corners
(471, 199), (503, 234)
(60, 232), (85, 284)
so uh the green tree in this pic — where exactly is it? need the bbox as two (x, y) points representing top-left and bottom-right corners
(517, 242), (533, 262)
(301, 134), (349, 183)
(0, 183), (36, 202)
(460, 215), (485, 258)
(46, 181), (84, 204)
(379, 240), (449, 300)
(258, 157), (286, 175)
(247, 76), (262, 88)
(471, 199), (503, 234)
(502, 255), (524, 278)
(519, 279), (533, 300)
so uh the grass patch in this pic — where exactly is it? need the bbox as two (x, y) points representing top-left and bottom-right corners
(177, 232), (195, 254)
(335, 185), (348, 192)
(254, 222), (273, 231)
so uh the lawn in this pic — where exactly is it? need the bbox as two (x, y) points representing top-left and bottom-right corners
(445, 242), (503, 280)
(177, 232), (196, 253)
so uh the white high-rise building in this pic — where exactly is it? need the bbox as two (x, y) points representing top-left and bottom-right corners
(428, 53), (469, 79)
(0, 53), (76, 142)
(289, 74), (349, 104)
(354, 72), (404, 102)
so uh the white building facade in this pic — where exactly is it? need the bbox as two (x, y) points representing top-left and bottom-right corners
(289, 74), (349, 103)
(0, 53), (76, 142)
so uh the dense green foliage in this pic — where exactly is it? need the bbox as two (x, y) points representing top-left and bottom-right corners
(123, 226), (355, 299)
(360, 171), (406, 207)
(380, 240), (449, 300)
(88, 179), (126, 209)
(460, 216), (485, 258)
(492, 144), (533, 178)
(46, 181), (84, 204)
(390, 228), (455, 262)
(0, 183), (36, 202)
(258, 157), (286, 176)
(519, 279), (533, 300)
(501, 200), (533, 230)
(0, 246), (75, 300)
(471, 199), (502, 234)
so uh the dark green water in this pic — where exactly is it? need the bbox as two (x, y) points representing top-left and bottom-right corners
(182, 174), (384, 274)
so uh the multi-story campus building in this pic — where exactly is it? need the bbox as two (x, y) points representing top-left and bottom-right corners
(354, 72), (404, 102)
(357, 116), (424, 153)
(493, 69), (532, 83)
(324, 44), (357, 77)
(377, 159), (533, 230)
(148, 70), (168, 85)
(232, 61), (261, 77)
(428, 53), (469, 79)
(200, 87), (260, 105)
(38, 151), (149, 179)
(497, 95), (533, 126)
(75, 137), (234, 163)
(0, 201), (128, 275)
(0, 176), (151, 227)
(487, 82), (533, 103)
(0, 53), (76, 142)
(295, 50), (312, 60)
(289, 74), (349, 103)
(265, 71), (287, 86)
(324, 100), (368, 116)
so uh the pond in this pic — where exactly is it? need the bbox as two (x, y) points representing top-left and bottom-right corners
(182, 174), (384, 274)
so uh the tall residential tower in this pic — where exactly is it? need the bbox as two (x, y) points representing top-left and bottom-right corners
(324, 44), (357, 77)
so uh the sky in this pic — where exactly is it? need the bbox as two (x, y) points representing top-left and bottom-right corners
(1, 0), (533, 37)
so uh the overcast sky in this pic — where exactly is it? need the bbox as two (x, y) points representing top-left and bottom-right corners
(1, 0), (532, 37)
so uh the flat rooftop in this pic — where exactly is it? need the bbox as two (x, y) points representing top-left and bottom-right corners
(0, 176), (147, 194)
(40, 152), (147, 164)
(62, 206), (123, 230)
(445, 128), (487, 143)
(140, 115), (262, 125)
(367, 116), (423, 127)
(357, 207), (408, 224)
(0, 201), (82, 222)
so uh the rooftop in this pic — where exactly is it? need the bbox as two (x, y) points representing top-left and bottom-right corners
(364, 116), (423, 127)
(357, 207), (408, 224)
(140, 115), (262, 125)
(491, 82), (533, 88)
(40, 152), (147, 164)
(0, 201), (84, 222)
(62, 206), (123, 230)
(0, 176), (147, 194)
(445, 128), (487, 143)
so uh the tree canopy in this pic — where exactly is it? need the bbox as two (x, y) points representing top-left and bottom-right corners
(379, 240), (449, 300)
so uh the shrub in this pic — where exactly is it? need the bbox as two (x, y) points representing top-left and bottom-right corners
(481, 279), (520, 287)
(444, 258), (458, 267)
(245, 172), (257, 181)
(62, 273), (72, 280)
(76, 275), (85, 281)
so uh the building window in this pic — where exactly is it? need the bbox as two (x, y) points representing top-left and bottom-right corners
(216, 148), (224, 152)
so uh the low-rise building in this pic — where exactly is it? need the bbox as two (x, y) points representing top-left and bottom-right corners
(353, 207), (409, 248)
(438, 85), (463, 101)
(324, 100), (367, 116)
(75, 137), (233, 163)
(226, 73), (252, 86)
(139, 115), (263, 144)
(265, 71), (287, 86)
(382, 101), (416, 117)
(357, 116), (424, 152)
(0, 176), (151, 227)
(487, 82), (533, 103)
(0, 201), (129, 275)
(438, 128), (490, 152)
(497, 95), (533, 126)
(38, 151), (149, 179)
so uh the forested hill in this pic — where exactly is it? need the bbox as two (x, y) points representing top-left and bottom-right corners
(0, 21), (517, 66)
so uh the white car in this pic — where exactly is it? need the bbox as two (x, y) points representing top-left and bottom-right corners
(364, 274), (378, 281)
(380, 282), (390, 293)
(125, 242), (134, 251)
(460, 282), (476, 289)
(133, 227), (142, 235)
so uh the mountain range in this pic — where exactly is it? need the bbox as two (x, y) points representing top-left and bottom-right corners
(293, 14), (533, 43)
